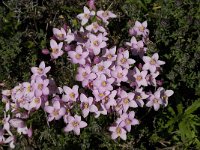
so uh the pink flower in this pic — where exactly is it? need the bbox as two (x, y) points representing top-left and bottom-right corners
(133, 88), (149, 107)
(116, 111), (139, 132)
(87, 0), (96, 10)
(109, 124), (127, 140)
(117, 51), (135, 69)
(111, 66), (128, 85)
(29, 97), (42, 110)
(89, 33), (107, 55)
(80, 93), (98, 118)
(2, 112), (12, 136)
(133, 21), (149, 36)
(143, 53), (165, 73)
(93, 89), (110, 102)
(159, 87), (174, 107)
(65, 29), (75, 44)
(86, 22), (106, 33)
(68, 45), (89, 65)
(92, 60), (112, 76)
(118, 90), (137, 112)
(53, 27), (67, 41)
(77, 6), (95, 25)
(33, 77), (49, 97)
(64, 115), (87, 135)
(31, 61), (51, 76)
(62, 85), (79, 102)
(97, 10), (117, 24)
(50, 39), (63, 59)
(102, 46), (117, 61)
(93, 74), (114, 91)
(146, 71), (159, 86)
(102, 90), (117, 109)
(133, 67), (148, 87)
(126, 36), (147, 57)
(76, 65), (96, 87)
(146, 90), (162, 111)
(44, 101), (66, 121)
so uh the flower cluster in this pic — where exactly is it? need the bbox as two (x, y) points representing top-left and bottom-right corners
(0, 5), (174, 148)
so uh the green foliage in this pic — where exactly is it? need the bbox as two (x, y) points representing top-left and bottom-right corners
(0, 0), (200, 149)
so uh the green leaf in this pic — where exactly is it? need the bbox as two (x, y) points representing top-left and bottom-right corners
(185, 99), (200, 115)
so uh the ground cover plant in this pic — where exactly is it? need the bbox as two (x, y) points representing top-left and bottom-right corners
(0, 0), (200, 149)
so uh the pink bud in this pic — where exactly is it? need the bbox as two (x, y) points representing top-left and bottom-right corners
(42, 49), (50, 55)
(118, 47), (125, 53)
(64, 45), (72, 52)
(63, 24), (68, 31)
(93, 56), (101, 64)
(137, 63), (143, 70)
(156, 80), (163, 86)
(27, 128), (33, 137)
(129, 27), (136, 36)
(87, 0), (96, 10)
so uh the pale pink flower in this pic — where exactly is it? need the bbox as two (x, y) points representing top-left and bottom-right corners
(29, 97), (42, 110)
(76, 65), (96, 87)
(80, 93), (98, 118)
(93, 74), (114, 91)
(109, 124), (127, 140)
(102, 90), (117, 109)
(92, 60), (112, 76)
(159, 87), (174, 107)
(93, 89), (110, 102)
(146, 90), (162, 111)
(53, 27), (67, 41)
(146, 71), (159, 86)
(133, 67), (148, 87)
(143, 53), (165, 73)
(64, 115), (87, 135)
(77, 6), (95, 25)
(68, 45), (89, 65)
(133, 21), (149, 36)
(102, 46), (117, 61)
(65, 29), (75, 44)
(133, 88), (149, 107)
(111, 66), (128, 85)
(118, 90), (137, 112)
(86, 22), (106, 33)
(116, 111), (139, 132)
(117, 51), (135, 69)
(33, 77), (49, 97)
(50, 39), (63, 59)
(62, 85), (79, 102)
(89, 33), (107, 55)
(97, 10), (117, 24)
(44, 101), (66, 121)
(94, 103), (107, 118)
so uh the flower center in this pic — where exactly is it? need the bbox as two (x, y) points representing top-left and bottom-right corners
(136, 95), (142, 100)
(84, 13), (90, 19)
(82, 72), (88, 77)
(153, 98), (158, 103)
(107, 54), (113, 59)
(139, 26), (145, 32)
(53, 109), (59, 116)
(99, 93), (105, 97)
(123, 98), (129, 104)
(75, 54), (81, 59)
(104, 96), (109, 103)
(150, 59), (156, 65)
(136, 75), (142, 81)
(37, 68), (43, 74)
(102, 11), (109, 17)
(162, 95), (168, 101)
(117, 73), (123, 78)
(83, 103), (89, 109)
(57, 33), (64, 38)
(93, 40), (99, 46)
(52, 48), (59, 54)
(98, 65), (104, 71)
(72, 121), (79, 127)
(125, 118), (131, 125)
(101, 81), (107, 87)
(93, 22), (99, 29)
(120, 58), (127, 64)
(27, 86), (31, 92)
(69, 92), (75, 99)
(38, 84), (43, 90)
(116, 127), (121, 135)
(34, 98), (40, 104)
